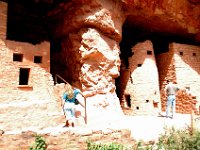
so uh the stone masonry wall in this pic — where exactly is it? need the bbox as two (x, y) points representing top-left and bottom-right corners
(0, 2), (64, 132)
(156, 43), (200, 114)
(172, 43), (200, 114)
(125, 40), (161, 115)
(0, 2), (52, 102)
(156, 46), (176, 112)
(0, 39), (52, 102)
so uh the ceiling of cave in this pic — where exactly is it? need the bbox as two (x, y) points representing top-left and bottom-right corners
(2, 0), (200, 49)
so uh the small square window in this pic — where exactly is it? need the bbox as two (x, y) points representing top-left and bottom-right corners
(179, 52), (183, 56)
(34, 56), (42, 63)
(137, 64), (142, 67)
(147, 50), (152, 55)
(13, 53), (23, 62)
(193, 53), (196, 56)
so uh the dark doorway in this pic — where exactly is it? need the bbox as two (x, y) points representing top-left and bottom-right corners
(19, 68), (30, 85)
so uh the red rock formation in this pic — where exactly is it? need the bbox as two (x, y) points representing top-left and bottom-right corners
(0, 0), (200, 129)
(122, 0), (200, 37)
(48, 0), (200, 122)
(49, 0), (125, 123)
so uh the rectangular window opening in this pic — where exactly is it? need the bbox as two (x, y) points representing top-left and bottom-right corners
(13, 53), (23, 62)
(147, 50), (152, 55)
(19, 68), (30, 85)
(137, 64), (142, 67)
(34, 56), (42, 63)
(179, 52), (183, 56)
(125, 94), (131, 108)
(193, 53), (196, 56)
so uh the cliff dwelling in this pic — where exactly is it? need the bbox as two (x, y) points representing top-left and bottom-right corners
(117, 14), (200, 115)
(0, 0), (200, 131)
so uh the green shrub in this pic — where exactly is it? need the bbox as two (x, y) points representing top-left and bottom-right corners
(136, 127), (200, 150)
(156, 127), (200, 150)
(29, 135), (47, 150)
(87, 140), (127, 150)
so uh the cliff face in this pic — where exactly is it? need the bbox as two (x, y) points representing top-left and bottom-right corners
(47, 0), (200, 120)
(49, 0), (125, 121)
(1, 0), (199, 124)
(122, 0), (200, 36)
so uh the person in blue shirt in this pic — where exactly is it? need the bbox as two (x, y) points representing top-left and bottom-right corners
(62, 83), (85, 127)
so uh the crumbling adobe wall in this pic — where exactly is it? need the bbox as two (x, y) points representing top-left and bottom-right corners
(123, 40), (161, 115)
(156, 43), (200, 114)
(172, 43), (200, 114)
(156, 45), (176, 112)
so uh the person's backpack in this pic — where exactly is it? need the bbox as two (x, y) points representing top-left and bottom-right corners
(74, 89), (81, 105)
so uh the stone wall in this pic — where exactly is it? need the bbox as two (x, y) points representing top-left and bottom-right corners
(0, 1), (63, 132)
(0, 39), (52, 102)
(123, 40), (161, 115)
(0, 1), (53, 103)
(156, 45), (176, 112)
(156, 42), (200, 114)
(172, 43), (200, 113)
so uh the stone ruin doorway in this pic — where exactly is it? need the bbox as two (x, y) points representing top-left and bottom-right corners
(116, 15), (199, 116)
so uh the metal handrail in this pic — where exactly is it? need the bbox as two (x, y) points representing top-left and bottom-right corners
(55, 74), (68, 84)
(54, 74), (87, 124)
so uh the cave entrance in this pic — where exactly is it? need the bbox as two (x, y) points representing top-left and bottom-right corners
(116, 15), (200, 115)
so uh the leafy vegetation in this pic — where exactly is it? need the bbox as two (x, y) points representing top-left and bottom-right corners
(87, 140), (128, 150)
(29, 135), (47, 150)
(87, 127), (200, 150)
(27, 128), (200, 150)
(136, 127), (200, 150)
